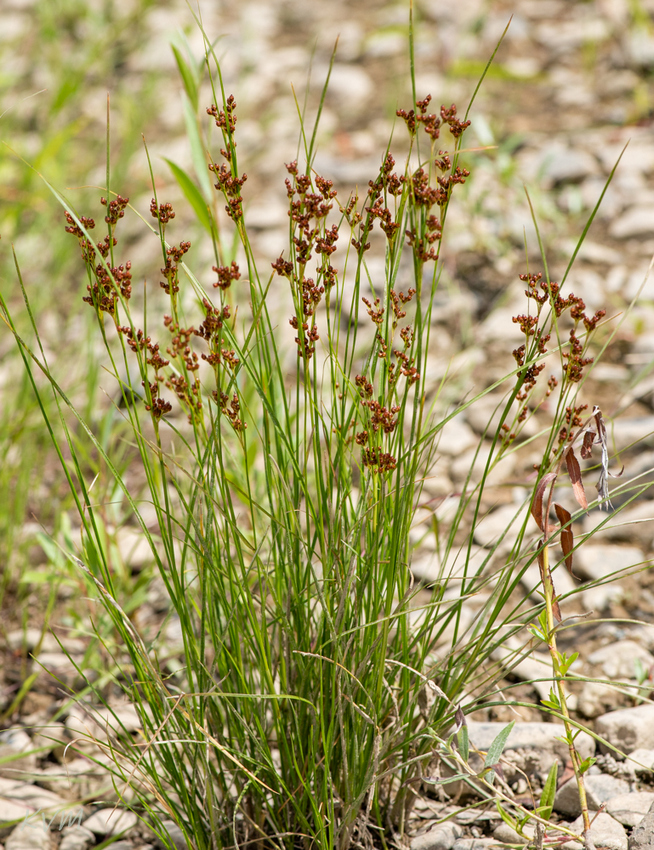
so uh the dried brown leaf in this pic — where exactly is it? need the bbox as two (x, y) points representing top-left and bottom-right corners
(552, 596), (562, 623)
(532, 472), (557, 533)
(454, 705), (465, 733)
(565, 448), (588, 511)
(554, 503), (578, 578)
(537, 546), (546, 585)
(581, 429), (595, 459)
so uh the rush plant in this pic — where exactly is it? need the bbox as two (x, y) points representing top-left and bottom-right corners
(1, 10), (633, 850)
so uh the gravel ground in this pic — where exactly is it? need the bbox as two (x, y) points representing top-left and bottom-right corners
(4, 0), (654, 848)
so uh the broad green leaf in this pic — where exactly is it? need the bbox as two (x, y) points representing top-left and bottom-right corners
(579, 757), (596, 775)
(558, 651), (579, 676)
(165, 158), (214, 236)
(538, 760), (558, 821)
(458, 722), (469, 762)
(484, 720), (514, 768)
(541, 688), (561, 712)
(171, 44), (199, 111)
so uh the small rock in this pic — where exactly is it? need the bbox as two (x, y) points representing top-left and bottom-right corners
(471, 502), (529, 551)
(588, 641), (654, 680)
(411, 551), (441, 584)
(493, 820), (534, 842)
(65, 703), (142, 749)
(452, 840), (496, 850)
(608, 792), (654, 827)
(449, 444), (516, 489)
(35, 653), (80, 681)
(0, 783), (69, 816)
(626, 748), (654, 777)
(583, 503), (654, 550)
(30, 724), (66, 758)
(0, 792), (33, 825)
(463, 392), (511, 435)
(93, 704), (142, 735)
(5, 821), (50, 850)
(610, 205), (654, 240)
(561, 812), (627, 850)
(580, 583), (625, 613)
(626, 30), (654, 69)
(323, 63), (374, 111)
(554, 774), (630, 816)
(578, 681), (624, 719)
(59, 826), (95, 850)
(82, 808), (138, 836)
(116, 527), (156, 569)
(0, 730), (37, 780)
(629, 799), (654, 848)
(597, 705), (654, 754)
(38, 759), (114, 801)
(629, 626), (654, 653)
(410, 821), (463, 850)
(574, 545), (646, 582)
(542, 146), (600, 187)
(437, 418), (478, 457)
(5, 630), (60, 653)
(609, 416), (654, 452)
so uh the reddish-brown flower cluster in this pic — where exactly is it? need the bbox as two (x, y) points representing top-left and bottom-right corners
(216, 391), (246, 432)
(361, 447), (397, 473)
(102, 195), (129, 227)
(395, 97), (472, 264)
(212, 261), (240, 290)
(207, 95), (237, 134)
(397, 94), (441, 139)
(162, 317), (198, 373)
(360, 153), (404, 244)
(207, 95), (238, 162)
(439, 103), (471, 137)
(397, 97), (471, 140)
(195, 299), (231, 362)
(355, 375), (374, 398)
(513, 272), (605, 387)
(362, 297), (385, 325)
(354, 366), (404, 473)
(142, 380), (173, 419)
(209, 162), (247, 221)
(65, 205), (132, 316)
(65, 194), (249, 429)
(160, 240), (191, 296)
(563, 332), (594, 384)
(558, 403), (588, 446)
(206, 98), (247, 218)
(272, 160), (340, 360)
(150, 199), (175, 225)
(506, 270), (607, 449)
(166, 373), (201, 413)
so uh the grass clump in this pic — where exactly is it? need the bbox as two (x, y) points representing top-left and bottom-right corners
(1, 13), (634, 850)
